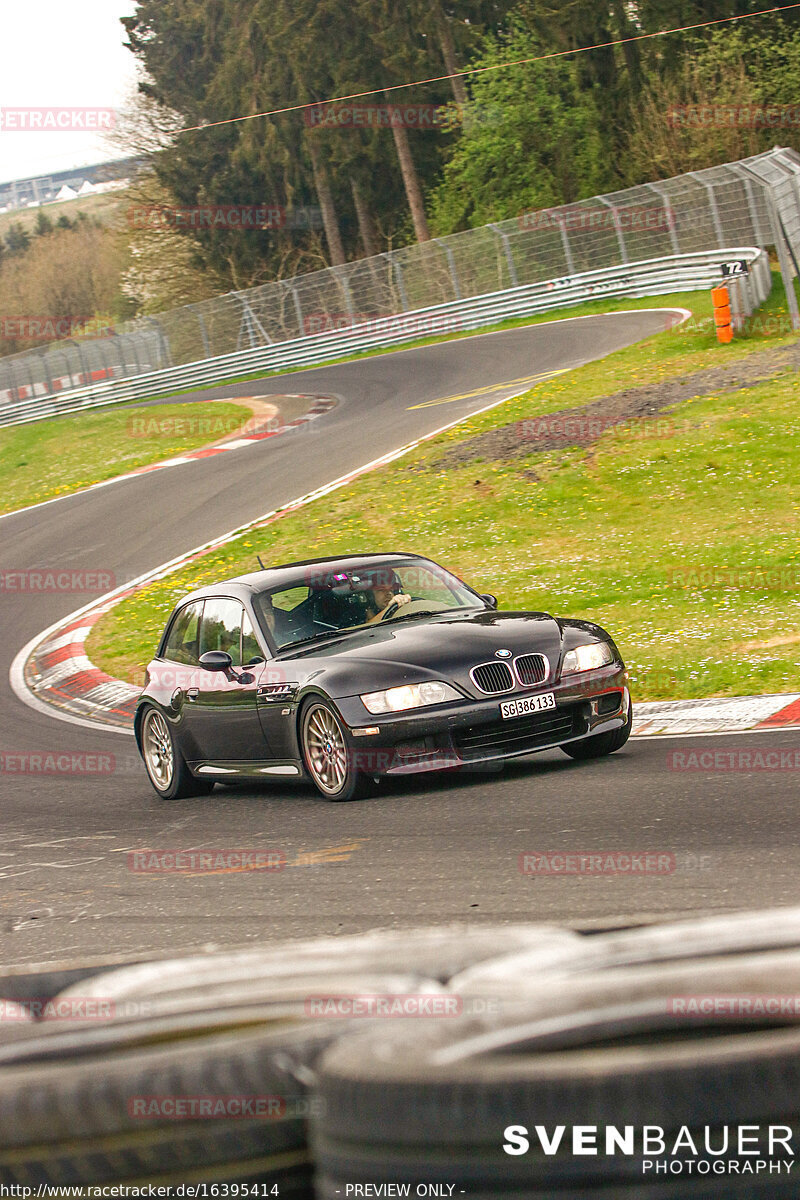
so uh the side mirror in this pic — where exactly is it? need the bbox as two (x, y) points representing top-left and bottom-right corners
(199, 650), (233, 671)
(480, 594), (498, 610)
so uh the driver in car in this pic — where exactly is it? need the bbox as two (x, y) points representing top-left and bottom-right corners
(363, 570), (412, 624)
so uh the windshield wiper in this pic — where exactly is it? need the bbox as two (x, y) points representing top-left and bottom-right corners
(276, 628), (360, 653)
(383, 609), (439, 624)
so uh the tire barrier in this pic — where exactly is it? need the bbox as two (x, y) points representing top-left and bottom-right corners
(1, 911), (799, 1193)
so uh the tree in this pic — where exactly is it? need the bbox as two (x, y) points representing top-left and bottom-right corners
(4, 223), (31, 256)
(622, 22), (800, 181)
(430, 20), (613, 232)
(35, 210), (54, 237)
(0, 222), (131, 355)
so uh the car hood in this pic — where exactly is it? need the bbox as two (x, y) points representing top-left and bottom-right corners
(278, 610), (613, 698)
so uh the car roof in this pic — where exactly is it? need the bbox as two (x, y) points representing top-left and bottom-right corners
(173, 552), (427, 606)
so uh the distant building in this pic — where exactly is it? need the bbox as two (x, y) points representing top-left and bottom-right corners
(0, 157), (142, 211)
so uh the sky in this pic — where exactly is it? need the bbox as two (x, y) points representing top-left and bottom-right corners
(0, 0), (140, 184)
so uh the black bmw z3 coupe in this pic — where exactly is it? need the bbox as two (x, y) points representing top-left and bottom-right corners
(135, 553), (632, 801)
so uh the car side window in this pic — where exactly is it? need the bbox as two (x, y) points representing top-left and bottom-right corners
(199, 597), (244, 667)
(163, 601), (204, 665)
(241, 611), (263, 664)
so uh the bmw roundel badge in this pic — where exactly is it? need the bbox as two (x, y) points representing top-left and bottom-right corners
(495, 648), (512, 658)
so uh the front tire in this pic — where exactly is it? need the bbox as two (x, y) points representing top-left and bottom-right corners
(561, 700), (633, 761)
(300, 698), (374, 801)
(139, 705), (214, 799)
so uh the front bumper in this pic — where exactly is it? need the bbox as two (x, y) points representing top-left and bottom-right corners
(334, 666), (629, 776)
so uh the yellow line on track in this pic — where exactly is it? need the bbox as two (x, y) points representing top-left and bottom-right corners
(407, 368), (568, 410)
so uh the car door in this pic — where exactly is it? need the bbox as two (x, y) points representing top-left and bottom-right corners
(152, 599), (208, 763)
(183, 596), (273, 764)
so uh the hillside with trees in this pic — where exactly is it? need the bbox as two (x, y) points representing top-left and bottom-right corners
(4, 0), (800, 348)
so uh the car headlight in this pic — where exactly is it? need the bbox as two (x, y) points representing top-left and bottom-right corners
(360, 680), (461, 714)
(561, 642), (614, 675)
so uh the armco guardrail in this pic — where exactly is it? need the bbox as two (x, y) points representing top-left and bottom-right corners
(0, 247), (772, 427)
(0, 145), (796, 419)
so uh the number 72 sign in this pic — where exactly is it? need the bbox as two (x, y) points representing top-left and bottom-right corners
(721, 260), (749, 277)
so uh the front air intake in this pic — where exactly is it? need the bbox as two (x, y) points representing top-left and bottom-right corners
(514, 653), (549, 687)
(470, 661), (515, 695)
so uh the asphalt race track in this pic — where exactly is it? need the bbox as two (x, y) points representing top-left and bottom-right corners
(2, 312), (797, 968)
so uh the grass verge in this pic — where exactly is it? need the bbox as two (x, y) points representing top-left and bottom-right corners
(3, 270), (796, 517)
(0, 401), (253, 515)
(65, 276), (800, 403)
(88, 274), (800, 702)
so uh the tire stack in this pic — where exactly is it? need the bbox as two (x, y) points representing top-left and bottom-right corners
(0, 925), (592, 1192)
(311, 909), (800, 1199)
(2, 912), (800, 1196)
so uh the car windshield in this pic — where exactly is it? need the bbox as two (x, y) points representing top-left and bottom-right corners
(253, 558), (485, 651)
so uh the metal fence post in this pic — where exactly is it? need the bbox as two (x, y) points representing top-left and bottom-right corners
(556, 215), (575, 276)
(646, 183), (680, 254)
(596, 197), (628, 264)
(434, 238), (462, 301)
(35, 348), (54, 397)
(770, 195), (800, 332)
(738, 160), (800, 333)
(331, 265), (356, 319)
(286, 282), (305, 334)
(73, 337), (92, 391)
(127, 333), (143, 376)
(7, 359), (20, 405)
(689, 174), (726, 247)
(726, 163), (767, 245)
(390, 252), (410, 310)
(194, 308), (211, 358)
(489, 224), (519, 287)
(145, 317), (172, 369)
(233, 292), (272, 349)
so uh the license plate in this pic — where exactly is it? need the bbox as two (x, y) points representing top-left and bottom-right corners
(501, 692), (556, 719)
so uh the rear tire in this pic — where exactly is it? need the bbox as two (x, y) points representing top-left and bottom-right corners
(138, 705), (214, 800)
(562, 699), (632, 760)
(300, 698), (375, 801)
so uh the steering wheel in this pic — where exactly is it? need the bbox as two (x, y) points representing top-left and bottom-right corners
(380, 600), (401, 622)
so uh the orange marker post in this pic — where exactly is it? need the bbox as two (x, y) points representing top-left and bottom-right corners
(711, 285), (733, 344)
